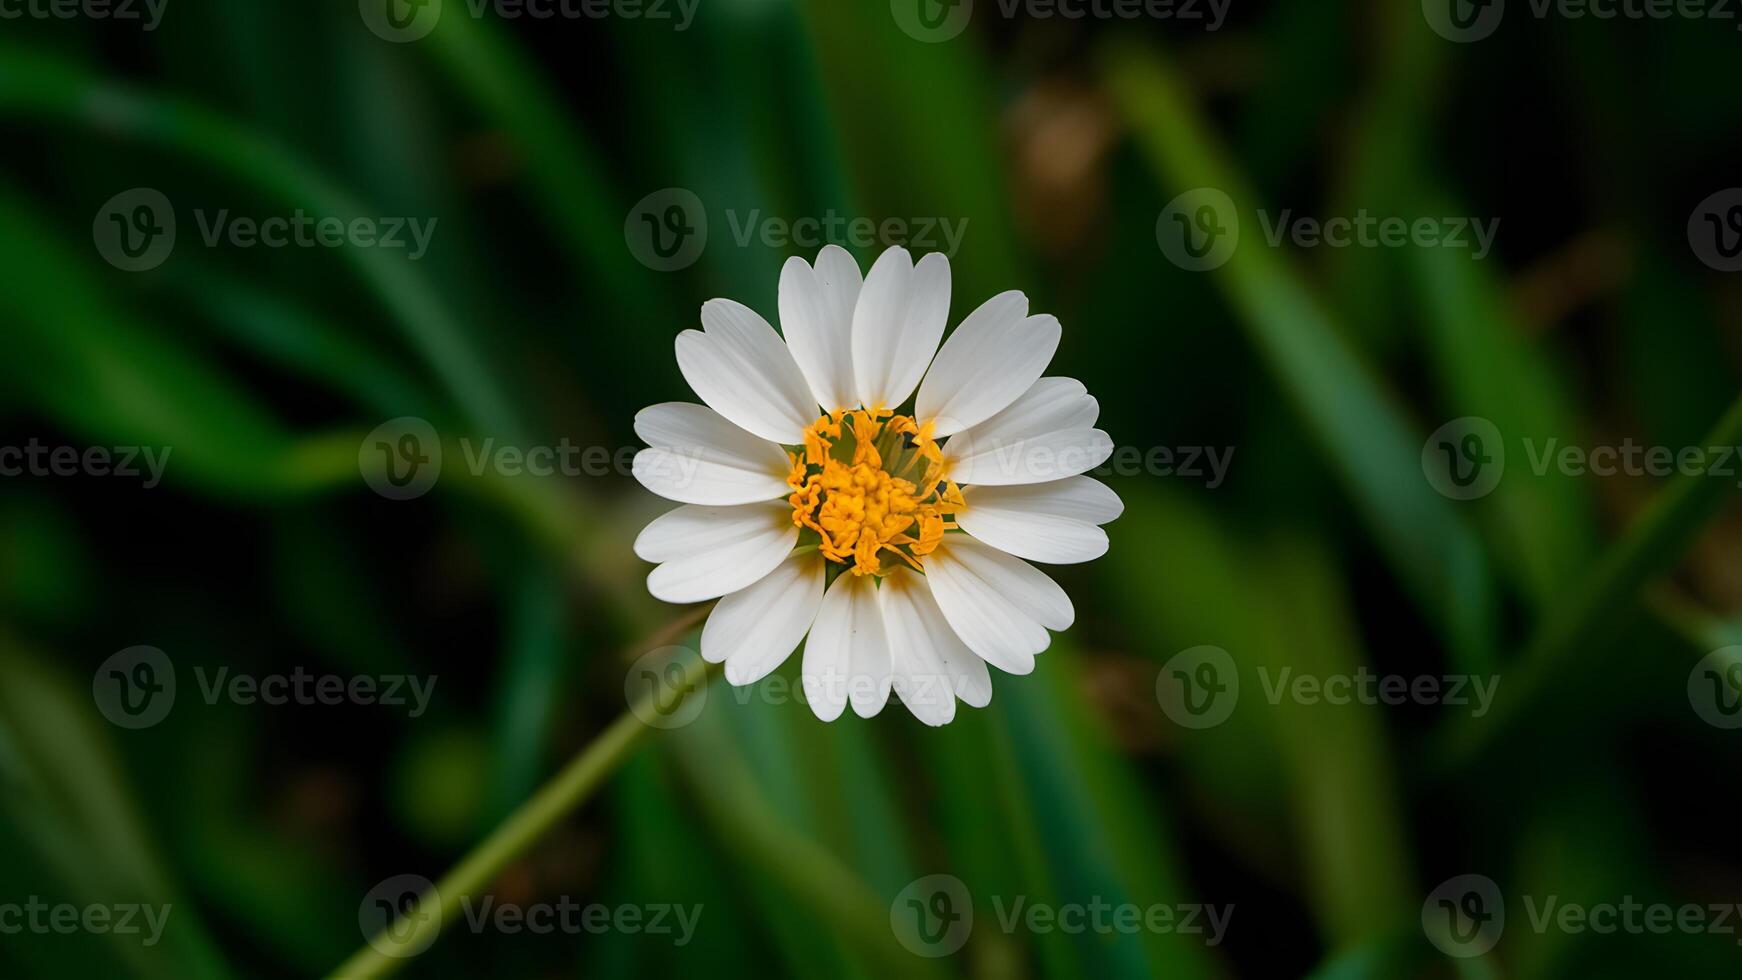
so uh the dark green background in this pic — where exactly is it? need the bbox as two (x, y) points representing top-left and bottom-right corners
(1, 0), (1740, 977)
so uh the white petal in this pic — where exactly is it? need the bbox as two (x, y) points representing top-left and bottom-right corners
(677, 299), (819, 444)
(634, 502), (798, 604)
(851, 247), (951, 411)
(779, 247), (861, 413)
(916, 293), (1060, 436)
(944, 536), (1074, 630)
(709, 553), (826, 685)
(956, 503), (1108, 565)
(942, 377), (1111, 486)
(883, 568), (989, 721)
(923, 537), (1057, 673)
(945, 428), (1113, 487)
(963, 475), (1124, 525)
(631, 402), (792, 505)
(802, 572), (891, 722)
(956, 377), (1099, 438)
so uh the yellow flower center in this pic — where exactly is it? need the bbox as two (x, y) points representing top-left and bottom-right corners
(787, 409), (964, 576)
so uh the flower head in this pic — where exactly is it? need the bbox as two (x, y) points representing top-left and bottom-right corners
(632, 245), (1120, 725)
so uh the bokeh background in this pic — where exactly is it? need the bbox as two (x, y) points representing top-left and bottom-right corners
(3, 0), (1741, 977)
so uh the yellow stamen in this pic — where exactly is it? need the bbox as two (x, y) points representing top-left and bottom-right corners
(787, 411), (962, 575)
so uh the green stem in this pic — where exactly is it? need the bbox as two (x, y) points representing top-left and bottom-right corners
(329, 611), (715, 979)
(1434, 392), (1742, 767)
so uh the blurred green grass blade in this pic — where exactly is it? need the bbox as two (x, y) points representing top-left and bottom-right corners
(666, 705), (947, 980)
(994, 646), (1219, 979)
(1411, 220), (1598, 607)
(1110, 489), (1414, 953)
(1319, 8), (1445, 351)
(173, 713), (357, 975)
(1249, 537), (1415, 946)
(1102, 43), (1497, 670)
(424, 15), (653, 303)
(0, 45), (519, 438)
(1302, 927), (1432, 980)
(600, 753), (761, 973)
(0, 190), (356, 495)
(0, 640), (232, 980)
(794, 0), (1024, 298)
(1437, 391), (1742, 766)
(488, 564), (569, 821)
(170, 268), (438, 421)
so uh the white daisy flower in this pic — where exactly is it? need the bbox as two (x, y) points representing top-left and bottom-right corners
(632, 244), (1121, 726)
